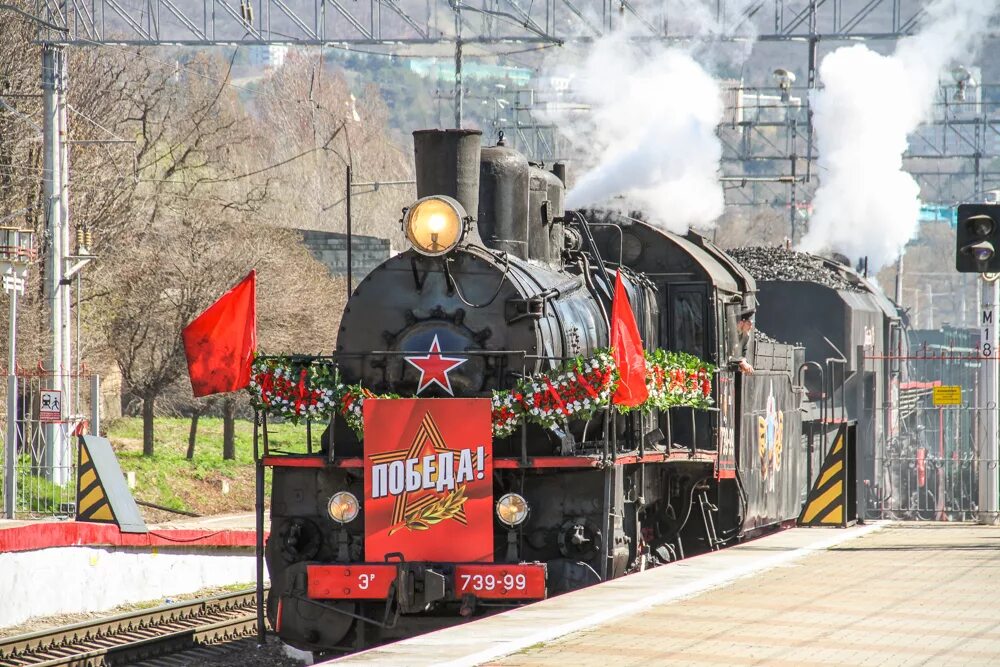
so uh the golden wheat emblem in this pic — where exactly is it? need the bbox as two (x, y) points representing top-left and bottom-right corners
(387, 484), (469, 535)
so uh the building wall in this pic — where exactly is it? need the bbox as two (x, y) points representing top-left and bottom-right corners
(299, 230), (390, 280)
(249, 45), (288, 69)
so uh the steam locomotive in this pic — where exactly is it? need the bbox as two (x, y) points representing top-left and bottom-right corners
(258, 129), (900, 654)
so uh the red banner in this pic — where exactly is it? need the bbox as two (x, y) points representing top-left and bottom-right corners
(363, 398), (493, 563)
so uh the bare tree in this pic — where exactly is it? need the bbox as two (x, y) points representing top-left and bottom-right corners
(0, 32), (400, 461)
(83, 50), (360, 457)
(249, 52), (415, 248)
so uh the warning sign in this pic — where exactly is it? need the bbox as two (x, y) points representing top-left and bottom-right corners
(39, 389), (63, 422)
(932, 386), (962, 406)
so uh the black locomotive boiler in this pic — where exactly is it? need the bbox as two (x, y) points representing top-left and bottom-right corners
(260, 130), (809, 654)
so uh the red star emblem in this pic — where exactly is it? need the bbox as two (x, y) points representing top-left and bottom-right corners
(405, 335), (468, 395)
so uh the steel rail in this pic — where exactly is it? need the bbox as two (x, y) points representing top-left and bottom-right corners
(0, 587), (265, 666)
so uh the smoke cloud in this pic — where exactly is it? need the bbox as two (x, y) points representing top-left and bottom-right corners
(551, 0), (763, 233)
(559, 36), (725, 233)
(800, 0), (999, 269)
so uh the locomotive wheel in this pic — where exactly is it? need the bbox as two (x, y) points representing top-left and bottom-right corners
(279, 595), (358, 652)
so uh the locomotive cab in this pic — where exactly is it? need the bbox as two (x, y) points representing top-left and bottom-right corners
(588, 219), (807, 533)
(590, 219), (758, 452)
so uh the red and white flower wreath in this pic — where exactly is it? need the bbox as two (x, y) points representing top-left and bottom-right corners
(249, 349), (715, 439)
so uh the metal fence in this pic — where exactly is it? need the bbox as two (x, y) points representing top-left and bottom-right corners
(0, 371), (98, 518)
(863, 346), (996, 521)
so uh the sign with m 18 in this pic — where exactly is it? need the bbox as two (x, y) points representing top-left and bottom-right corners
(983, 305), (996, 358)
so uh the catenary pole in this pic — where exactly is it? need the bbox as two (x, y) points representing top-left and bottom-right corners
(42, 44), (68, 484)
(346, 165), (353, 297)
(60, 51), (72, 455)
(5, 287), (17, 518)
(454, 7), (463, 128)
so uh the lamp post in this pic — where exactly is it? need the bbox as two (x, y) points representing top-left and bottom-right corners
(773, 68), (796, 103)
(2, 225), (36, 518)
(952, 65), (973, 104)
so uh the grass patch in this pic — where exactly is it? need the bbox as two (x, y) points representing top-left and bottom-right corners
(16, 458), (77, 515)
(104, 416), (315, 516)
(516, 642), (549, 654)
(15, 417), (320, 518)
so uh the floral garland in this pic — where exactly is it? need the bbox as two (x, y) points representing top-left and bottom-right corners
(248, 349), (715, 439)
(338, 384), (388, 437)
(247, 358), (394, 433)
(248, 357), (342, 423)
(644, 349), (715, 411)
(496, 351), (618, 435)
(490, 391), (524, 439)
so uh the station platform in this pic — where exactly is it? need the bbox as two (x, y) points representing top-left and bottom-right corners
(0, 512), (266, 629)
(0, 511), (262, 552)
(330, 522), (1000, 666)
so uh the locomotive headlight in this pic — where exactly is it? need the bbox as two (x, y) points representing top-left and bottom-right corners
(496, 493), (529, 527)
(404, 196), (465, 256)
(327, 491), (360, 524)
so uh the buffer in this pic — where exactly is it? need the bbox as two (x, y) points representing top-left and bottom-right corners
(76, 435), (147, 533)
(798, 423), (857, 528)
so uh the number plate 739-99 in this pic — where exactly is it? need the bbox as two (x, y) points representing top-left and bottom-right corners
(454, 564), (546, 599)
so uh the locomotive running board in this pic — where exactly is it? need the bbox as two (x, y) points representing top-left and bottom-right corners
(798, 423), (856, 528)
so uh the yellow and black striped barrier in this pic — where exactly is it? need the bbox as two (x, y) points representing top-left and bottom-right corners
(798, 424), (852, 527)
(77, 444), (115, 522)
(76, 435), (147, 533)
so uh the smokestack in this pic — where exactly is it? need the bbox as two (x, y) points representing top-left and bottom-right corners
(412, 129), (482, 220)
(551, 162), (567, 186)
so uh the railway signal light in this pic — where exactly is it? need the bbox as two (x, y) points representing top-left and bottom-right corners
(956, 204), (1000, 273)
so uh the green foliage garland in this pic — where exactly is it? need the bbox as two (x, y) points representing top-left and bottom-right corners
(248, 349), (715, 440)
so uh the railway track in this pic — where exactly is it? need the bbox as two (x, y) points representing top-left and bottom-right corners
(0, 588), (263, 666)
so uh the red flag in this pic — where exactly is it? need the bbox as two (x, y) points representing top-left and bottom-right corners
(183, 270), (257, 397)
(611, 270), (649, 407)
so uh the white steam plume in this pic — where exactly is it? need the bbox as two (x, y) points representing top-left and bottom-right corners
(800, 0), (998, 269)
(552, 0), (762, 234)
(560, 35), (725, 234)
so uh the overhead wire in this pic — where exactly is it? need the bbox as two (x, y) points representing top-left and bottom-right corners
(0, 161), (268, 208)
(7, 17), (553, 204)
(76, 38), (370, 110)
(145, 121), (347, 186)
(77, 35), (558, 105)
(2, 49), (353, 192)
(66, 104), (129, 142)
(79, 42), (377, 183)
(61, 34), (552, 165)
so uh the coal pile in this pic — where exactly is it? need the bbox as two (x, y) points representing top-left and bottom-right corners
(727, 246), (863, 292)
(753, 328), (780, 344)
